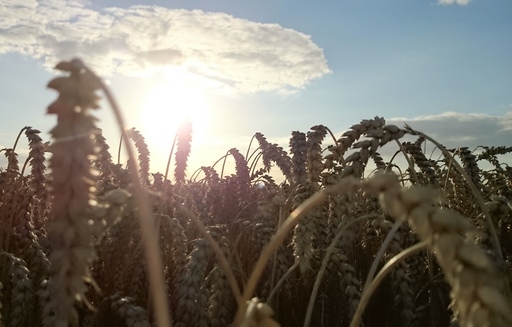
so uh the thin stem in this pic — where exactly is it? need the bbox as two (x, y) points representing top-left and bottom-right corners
(362, 219), (402, 294)
(324, 126), (339, 146)
(117, 133), (123, 165)
(267, 262), (298, 304)
(304, 214), (379, 327)
(220, 149), (231, 179)
(98, 75), (172, 327)
(11, 126), (30, 159)
(164, 132), (178, 182)
(248, 152), (263, 177)
(245, 133), (257, 160)
(350, 241), (429, 327)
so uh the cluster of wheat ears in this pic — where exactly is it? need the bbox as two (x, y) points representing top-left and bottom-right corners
(0, 59), (511, 327)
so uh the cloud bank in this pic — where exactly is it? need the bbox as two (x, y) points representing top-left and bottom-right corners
(388, 111), (512, 149)
(0, 0), (330, 93)
(437, 0), (471, 6)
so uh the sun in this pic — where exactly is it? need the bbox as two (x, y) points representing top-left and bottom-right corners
(138, 81), (210, 156)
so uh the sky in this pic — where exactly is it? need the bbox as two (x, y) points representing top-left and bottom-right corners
(0, 0), (511, 176)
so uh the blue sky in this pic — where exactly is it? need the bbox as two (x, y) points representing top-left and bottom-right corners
(1, 0), (511, 174)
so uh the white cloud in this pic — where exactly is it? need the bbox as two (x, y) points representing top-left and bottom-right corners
(0, 0), (330, 94)
(437, 0), (471, 6)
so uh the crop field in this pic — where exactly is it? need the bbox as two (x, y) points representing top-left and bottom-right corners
(1, 59), (511, 327)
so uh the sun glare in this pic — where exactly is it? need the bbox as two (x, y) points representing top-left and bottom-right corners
(139, 81), (210, 156)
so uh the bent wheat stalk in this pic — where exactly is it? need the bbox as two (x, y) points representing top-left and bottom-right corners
(95, 62), (172, 327)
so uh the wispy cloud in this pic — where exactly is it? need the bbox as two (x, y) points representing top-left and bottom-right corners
(437, 0), (471, 6)
(0, 0), (330, 94)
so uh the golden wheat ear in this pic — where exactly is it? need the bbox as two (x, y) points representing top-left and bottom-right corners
(44, 58), (104, 327)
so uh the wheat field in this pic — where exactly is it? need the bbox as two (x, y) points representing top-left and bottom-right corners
(1, 59), (511, 327)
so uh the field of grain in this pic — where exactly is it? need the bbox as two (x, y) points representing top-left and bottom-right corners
(1, 59), (511, 327)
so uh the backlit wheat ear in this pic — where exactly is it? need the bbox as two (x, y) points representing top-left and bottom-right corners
(94, 128), (114, 180)
(306, 125), (328, 188)
(402, 139), (439, 186)
(126, 128), (151, 186)
(290, 131), (318, 275)
(229, 148), (252, 200)
(174, 120), (193, 185)
(454, 147), (483, 192)
(253, 132), (292, 181)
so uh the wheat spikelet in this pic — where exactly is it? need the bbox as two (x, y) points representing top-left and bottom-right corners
(326, 246), (362, 320)
(253, 132), (292, 180)
(229, 148), (252, 197)
(329, 116), (386, 162)
(0, 252), (34, 327)
(0, 154), (23, 251)
(290, 131), (318, 275)
(208, 234), (237, 327)
(371, 151), (387, 171)
(159, 215), (188, 314)
(378, 221), (416, 325)
(444, 159), (470, 214)
(477, 146), (512, 180)
(126, 128), (151, 186)
(45, 58), (104, 327)
(8, 126), (32, 173)
(175, 238), (212, 327)
(454, 147), (483, 192)
(94, 128), (114, 183)
(174, 120), (193, 185)
(98, 209), (137, 296)
(7, 183), (50, 297)
(307, 125), (328, 187)
(24, 128), (47, 200)
(402, 139), (439, 186)
(123, 246), (148, 306)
